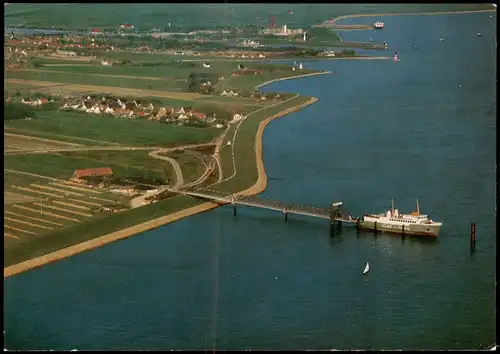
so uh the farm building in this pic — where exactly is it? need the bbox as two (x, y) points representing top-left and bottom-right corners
(71, 167), (113, 184)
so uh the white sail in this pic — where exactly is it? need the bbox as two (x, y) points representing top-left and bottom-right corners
(363, 262), (370, 275)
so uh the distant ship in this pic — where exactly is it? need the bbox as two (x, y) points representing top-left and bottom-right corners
(393, 52), (400, 61)
(358, 199), (442, 237)
(374, 21), (384, 29)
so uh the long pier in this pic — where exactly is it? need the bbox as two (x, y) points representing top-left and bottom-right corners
(167, 187), (356, 225)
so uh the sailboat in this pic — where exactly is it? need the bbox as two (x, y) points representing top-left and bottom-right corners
(363, 262), (370, 275)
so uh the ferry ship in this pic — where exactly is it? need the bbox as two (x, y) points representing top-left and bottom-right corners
(374, 21), (384, 29)
(359, 199), (442, 237)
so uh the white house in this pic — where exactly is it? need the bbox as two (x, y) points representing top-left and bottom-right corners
(104, 106), (114, 114)
(215, 124), (224, 129)
(202, 63), (211, 68)
(178, 113), (188, 120)
(61, 102), (70, 109)
(228, 90), (238, 97)
(258, 54), (266, 58)
(93, 107), (101, 114)
(176, 107), (186, 114)
(117, 98), (122, 105)
(220, 90), (229, 96)
(147, 103), (154, 111)
(101, 60), (110, 66)
(299, 63), (303, 70)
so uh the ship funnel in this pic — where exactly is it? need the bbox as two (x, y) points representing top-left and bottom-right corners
(416, 199), (420, 215)
(391, 198), (395, 217)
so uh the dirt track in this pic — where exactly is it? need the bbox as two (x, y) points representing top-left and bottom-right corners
(5, 79), (202, 100)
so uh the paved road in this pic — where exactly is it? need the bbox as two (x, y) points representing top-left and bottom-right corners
(148, 150), (184, 189)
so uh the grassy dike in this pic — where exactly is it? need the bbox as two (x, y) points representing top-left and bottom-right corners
(4, 72), (326, 276)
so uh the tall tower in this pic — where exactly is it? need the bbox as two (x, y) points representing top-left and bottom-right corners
(269, 16), (275, 29)
(303, 32), (306, 42)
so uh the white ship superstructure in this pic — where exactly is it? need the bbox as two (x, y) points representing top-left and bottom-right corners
(360, 199), (442, 237)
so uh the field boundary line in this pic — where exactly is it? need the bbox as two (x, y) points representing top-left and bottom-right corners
(68, 198), (102, 207)
(33, 203), (92, 217)
(4, 233), (21, 240)
(4, 169), (63, 182)
(11, 186), (64, 199)
(89, 195), (116, 203)
(52, 200), (91, 211)
(30, 184), (85, 197)
(4, 211), (64, 226)
(12, 204), (79, 222)
(5, 224), (37, 235)
(4, 217), (54, 230)
(50, 182), (102, 194)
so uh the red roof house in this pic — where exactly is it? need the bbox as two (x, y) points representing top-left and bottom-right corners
(73, 167), (113, 179)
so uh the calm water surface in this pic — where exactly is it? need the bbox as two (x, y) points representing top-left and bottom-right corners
(4, 12), (496, 350)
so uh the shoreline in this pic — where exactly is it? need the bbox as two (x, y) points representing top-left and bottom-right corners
(317, 9), (496, 28)
(4, 76), (322, 278)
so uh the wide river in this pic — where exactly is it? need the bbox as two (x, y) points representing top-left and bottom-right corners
(4, 12), (496, 350)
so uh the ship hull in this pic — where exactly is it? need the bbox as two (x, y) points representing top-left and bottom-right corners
(359, 220), (440, 237)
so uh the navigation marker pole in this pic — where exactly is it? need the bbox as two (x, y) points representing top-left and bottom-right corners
(470, 221), (476, 251)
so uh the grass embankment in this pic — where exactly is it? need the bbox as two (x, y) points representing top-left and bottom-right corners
(5, 110), (219, 146)
(214, 95), (313, 193)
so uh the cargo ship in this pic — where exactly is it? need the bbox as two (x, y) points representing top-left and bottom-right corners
(374, 21), (384, 29)
(358, 199), (442, 237)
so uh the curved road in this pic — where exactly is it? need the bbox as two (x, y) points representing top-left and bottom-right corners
(148, 150), (184, 189)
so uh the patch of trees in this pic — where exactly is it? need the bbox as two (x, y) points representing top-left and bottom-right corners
(339, 49), (356, 56)
(295, 49), (321, 57)
(4, 103), (38, 121)
(186, 72), (219, 93)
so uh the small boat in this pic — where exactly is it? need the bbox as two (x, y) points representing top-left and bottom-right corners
(393, 52), (400, 62)
(369, 37), (373, 43)
(374, 21), (384, 29)
(477, 32), (482, 36)
(363, 262), (370, 275)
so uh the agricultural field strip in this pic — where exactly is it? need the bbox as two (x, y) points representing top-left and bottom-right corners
(52, 200), (91, 211)
(4, 127), (123, 147)
(5, 224), (37, 236)
(5, 79), (265, 106)
(30, 184), (85, 196)
(4, 132), (84, 147)
(4, 233), (21, 240)
(12, 68), (178, 81)
(5, 79), (202, 100)
(50, 182), (103, 194)
(32, 202), (93, 217)
(4, 211), (64, 227)
(4, 168), (62, 182)
(4, 217), (55, 230)
(12, 186), (64, 199)
(12, 204), (80, 222)
(57, 153), (164, 173)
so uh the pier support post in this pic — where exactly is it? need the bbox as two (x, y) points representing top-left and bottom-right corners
(337, 220), (342, 230)
(233, 205), (237, 217)
(374, 221), (378, 234)
(284, 212), (288, 222)
(402, 224), (405, 235)
(470, 222), (476, 251)
(356, 218), (361, 234)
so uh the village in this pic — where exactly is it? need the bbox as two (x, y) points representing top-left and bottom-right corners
(17, 94), (250, 128)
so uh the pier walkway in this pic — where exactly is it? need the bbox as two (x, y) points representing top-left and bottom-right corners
(167, 187), (356, 224)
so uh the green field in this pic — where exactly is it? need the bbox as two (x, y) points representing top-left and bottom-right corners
(60, 150), (177, 184)
(167, 150), (207, 185)
(5, 70), (188, 92)
(4, 110), (220, 146)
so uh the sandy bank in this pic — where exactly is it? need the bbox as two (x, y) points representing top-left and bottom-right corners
(317, 9), (496, 28)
